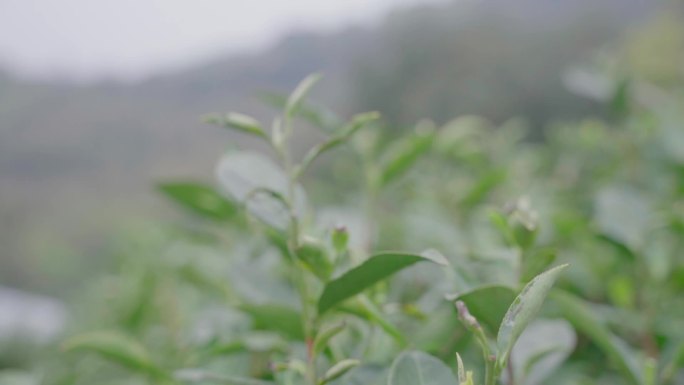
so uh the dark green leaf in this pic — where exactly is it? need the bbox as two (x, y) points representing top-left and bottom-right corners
(317, 252), (448, 314)
(455, 285), (516, 334)
(521, 248), (557, 283)
(239, 304), (305, 341)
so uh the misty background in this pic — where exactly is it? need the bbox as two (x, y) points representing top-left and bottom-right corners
(0, 0), (671, 296)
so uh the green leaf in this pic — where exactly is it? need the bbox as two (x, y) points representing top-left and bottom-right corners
(521, 248), (557, 283)
(317, 251), (448, 314)
(550, 290), (643, 385)
(488, 211), (517, 247)
(296, 238), (333, 281)
(379, 122), (435, 186)
(295, 111), (379, 178)
(509, 319), (576, 385)
(594, 186), (652, 252)
(331, 226), (349, 253)
(454, 285), (517, 334)
(158, 182), (237, 221)
(339, 297), (406, 345)
(313, 322), (347, 356)
(319, 359), (360, 385)
(286, 73), (323, 117)
(239, 304), (305, 341)
(496, 264), (568, 368)
(175, 369), (274, 385)
(258, 92), (341, 132)
(456, 353), (466, 384)
(461, 169), (506, 208)
(215, 151), (307, 230)
(387, 351), (458, 385)
(202, 112), (268, 139)
(63, 331), (164, 378)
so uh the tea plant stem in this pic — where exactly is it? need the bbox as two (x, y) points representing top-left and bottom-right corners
(506, 355), (514, 385)
(278, 115), (318, 385)
(456, 301), (497, 385)
(478, 330), (496, 385)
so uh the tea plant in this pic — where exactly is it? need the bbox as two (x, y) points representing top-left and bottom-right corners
(57, 75), (570, 385)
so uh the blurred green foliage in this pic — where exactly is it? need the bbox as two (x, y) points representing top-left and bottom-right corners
(3, 3), (684, 385)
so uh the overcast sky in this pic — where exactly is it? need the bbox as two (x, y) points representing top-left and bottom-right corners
(0, 0), (446, 82)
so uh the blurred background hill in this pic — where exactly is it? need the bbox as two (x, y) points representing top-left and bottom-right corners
(0, 0), (672, 293)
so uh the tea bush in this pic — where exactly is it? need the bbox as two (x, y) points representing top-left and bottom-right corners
(9, 63), (684, 385)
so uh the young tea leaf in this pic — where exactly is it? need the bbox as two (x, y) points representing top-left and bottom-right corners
(286, 73), (323, 118)
(317, 252), (448, 314)
(296, 238), (333, 281)
(496, 264), (568, 368)
(378, 122), (435, 187)
(202, 112), (268, 139)
(158, 182), (237, 221)
(319, 359), (360, 385)
(295, 111), (379, 178)
(387, 351), (458, 385)
(258, 91), (341, 132)
(313, 322), (346, 356)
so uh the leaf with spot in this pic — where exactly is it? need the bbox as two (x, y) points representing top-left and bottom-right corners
(496, 264), (568, 369)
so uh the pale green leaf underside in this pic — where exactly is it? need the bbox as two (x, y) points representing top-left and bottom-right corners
(496, 264), (568, 368)
(387, 351), (458, 385)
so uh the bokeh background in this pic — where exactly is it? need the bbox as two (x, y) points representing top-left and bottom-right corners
(2, 0), (684, 380)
